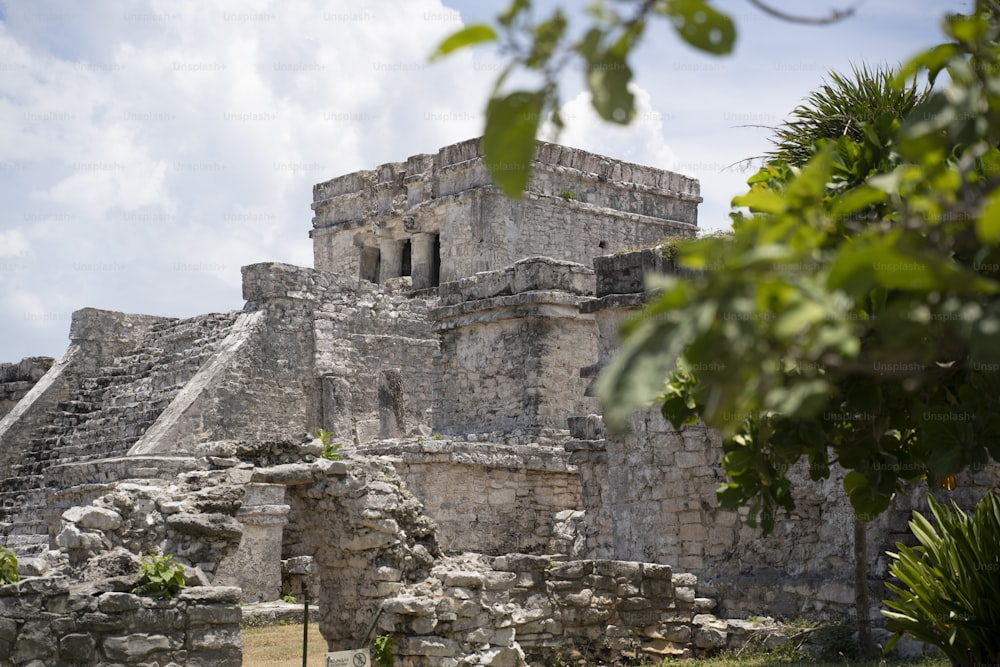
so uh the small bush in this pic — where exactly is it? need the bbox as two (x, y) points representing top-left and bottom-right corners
(316, 429), (342, 461)
(883, 493), (1000, 665)
(132, 553), (186, 599)
(372, 633), (394, 667)
(0, 547), (18, 584)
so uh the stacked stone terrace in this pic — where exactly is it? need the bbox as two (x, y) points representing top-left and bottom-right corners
(0, 310), (241, 554)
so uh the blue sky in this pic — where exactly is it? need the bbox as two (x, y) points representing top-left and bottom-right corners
(0, 0), (973, 361)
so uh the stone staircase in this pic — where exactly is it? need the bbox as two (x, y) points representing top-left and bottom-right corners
(0, 312), (241, 555)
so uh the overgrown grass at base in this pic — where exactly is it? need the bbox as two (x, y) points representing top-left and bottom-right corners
(241, 622), (950, 667)
(644, 655), (947, 667)
(243, 622), (327, 667)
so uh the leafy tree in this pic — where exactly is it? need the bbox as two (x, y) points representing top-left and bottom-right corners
(434, 0), (1000, 655)
(598, 2), (1000, 530)
(765, 64), (929, 168)
(0, 546), (18, 584)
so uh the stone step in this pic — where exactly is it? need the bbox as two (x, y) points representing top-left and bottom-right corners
(2, 533), (50, 557)
(0, 310), (241, 539)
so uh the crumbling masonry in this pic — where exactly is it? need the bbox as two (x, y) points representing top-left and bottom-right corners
(0, 138), (991, 665)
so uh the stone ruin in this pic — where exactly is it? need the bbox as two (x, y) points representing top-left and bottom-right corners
(0, 137), (993, 665)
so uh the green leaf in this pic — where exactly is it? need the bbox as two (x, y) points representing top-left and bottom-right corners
(430, 24), (498, 61)
(526, 10), (567, 69)
(731, 188), (784, 214)
(660, 0), (736, 55)
(586, 50), (635, 124)
(763, 378), (830, 419)
(976, 186), (1000, 244)
(482, 90), (545, 198)
(896, 43), (958, 88)
(830, 185), (887, 221)
(498, 0), (529, 28)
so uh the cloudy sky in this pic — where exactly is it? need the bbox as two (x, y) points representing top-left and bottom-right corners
(0, 0), (971, 361)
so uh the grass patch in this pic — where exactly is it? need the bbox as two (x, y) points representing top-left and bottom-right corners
(646, 656), (947, 667)
(242, 622), (949, 667)
(243, 622), (328, 667)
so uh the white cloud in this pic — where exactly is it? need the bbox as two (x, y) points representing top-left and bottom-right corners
(542, 85), (678, 171)
(0, 0), (496, 360)
(0, 0), (964, 360)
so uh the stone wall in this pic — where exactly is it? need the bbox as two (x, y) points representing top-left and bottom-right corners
(252, 455), (818, 667)
(431, 257), (598, 437)
(251, 456), (441, 651)
(380, 553), (734, 666)
(310, 270), (439, 443)
(0, 357), (53, 421)
(0, 578), (241, 666)
(310, 138), (699, 286)
(574, 246), (1000, 622)
(359, 439), (582, 556)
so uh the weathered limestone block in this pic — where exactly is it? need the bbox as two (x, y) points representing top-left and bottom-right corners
(361, 439), (581, 555)
(215, 483), (290, 602)
(0, 576), (241, 665)
(431, 259), (598, 437)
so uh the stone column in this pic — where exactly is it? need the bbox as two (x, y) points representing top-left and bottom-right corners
(410, 233), (437, 290)
(379, 238), (403, 284)
(215, 483), (290, 602)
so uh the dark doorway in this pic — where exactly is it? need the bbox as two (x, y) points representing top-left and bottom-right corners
(401, 239), (412, 277)
(360, 246), (380, 283)
(431, 234), (441, 287)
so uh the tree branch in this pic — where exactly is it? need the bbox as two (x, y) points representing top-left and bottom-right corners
(746, 0), (856, 25)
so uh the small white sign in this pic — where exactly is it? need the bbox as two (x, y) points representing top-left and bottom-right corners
(326, 649), (370, 667)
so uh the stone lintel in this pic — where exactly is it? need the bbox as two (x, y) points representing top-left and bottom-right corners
(358, 439), (575, 473)
(437, 256), (595, 306)
(580, 292), (646, 314)
(430, 293), (591, 332)
(236, 504), (291, 526)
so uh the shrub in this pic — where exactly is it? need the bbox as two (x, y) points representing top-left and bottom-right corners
(132, 553), (186, 599)
(372, 633), (394, 667)
(316, 429), (342, 461)
(0, 547), (18, 584)
(883, 493), (1000, 665)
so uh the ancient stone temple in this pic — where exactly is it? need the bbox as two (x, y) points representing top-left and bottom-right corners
(0, 138), (980, 665)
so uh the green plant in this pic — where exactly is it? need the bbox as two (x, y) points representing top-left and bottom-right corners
(431, 433), (443, 440)
(766, 64), (928, 168)
(883, 493), (1000, 664)
(282, 593), (298, 603)
(559, 189), (577, 200)
(660, 241), (678, 262)
(809, 621), (859, 661)
(372, 633), (394, 667)
(132, 552), (186, 599)
(0, 547), (18, 584)
(315, 429), (342, 461)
